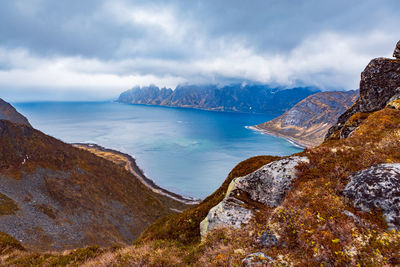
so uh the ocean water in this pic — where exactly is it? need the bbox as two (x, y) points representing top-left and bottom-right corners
(14, 101), (302, 198)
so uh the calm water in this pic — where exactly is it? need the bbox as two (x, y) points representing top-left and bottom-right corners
(14, 101), (302, 198)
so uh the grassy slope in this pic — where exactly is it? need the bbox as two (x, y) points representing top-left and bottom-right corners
(0, 119), (189, 250)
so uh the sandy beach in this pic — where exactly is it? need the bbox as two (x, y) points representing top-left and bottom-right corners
(73, 143), (201, 205)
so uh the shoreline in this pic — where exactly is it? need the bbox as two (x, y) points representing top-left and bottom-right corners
(116, 100), (281, 116)
(73, 143), (201, 205)
(245, 126), (307, 149)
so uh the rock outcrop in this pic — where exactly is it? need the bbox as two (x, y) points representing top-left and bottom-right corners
(394, 40), (400, 59)
(200, 156), (309, 237)
(252, 90), (358, 147)
(118, 84), (318, 114)
(0, 99), (31, 127)
(343, 164), (400, 230)
(326, 43), (400, 139)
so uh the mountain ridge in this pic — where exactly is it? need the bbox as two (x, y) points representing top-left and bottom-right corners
(117, 84), (319, 114)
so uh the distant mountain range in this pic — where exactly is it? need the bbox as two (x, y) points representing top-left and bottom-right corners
(250, 90), (359, 147)
(117, 84), (319, 114)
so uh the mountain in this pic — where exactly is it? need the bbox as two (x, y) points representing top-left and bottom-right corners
(0, 104), (191, 251)
(117, 84), (318, 114)
(0, 98), (31, 127)
(250, 90), (359, 147)
(2, 42), (400, 266)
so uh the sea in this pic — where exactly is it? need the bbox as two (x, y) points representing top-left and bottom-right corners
(13, 101), (303, 199)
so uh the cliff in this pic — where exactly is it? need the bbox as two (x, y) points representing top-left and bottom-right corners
(117, 84), (318, 114)
(252, 90), (359, 147)
(0, 103), (191, 251)
(0, 98), (31, 127)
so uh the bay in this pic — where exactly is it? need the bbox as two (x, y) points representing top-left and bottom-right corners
(14, 101), (302, 198)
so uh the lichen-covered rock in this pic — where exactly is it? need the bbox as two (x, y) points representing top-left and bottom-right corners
(343, 163), (400, 230)
(229, 156), (309, 207)
(200, 198), (253, 237)
(326, 45), (400, 140)
(394, 40), (400, 59)
(200, 156), (309, 237)
(257, 229), (279, 248)
(242, 252), (275, 267)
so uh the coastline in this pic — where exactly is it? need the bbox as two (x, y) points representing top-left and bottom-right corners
(245, 126), (307, 149)
(73, 143), (201, 205)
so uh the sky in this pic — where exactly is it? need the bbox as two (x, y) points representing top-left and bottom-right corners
(0, 0), (399, 101)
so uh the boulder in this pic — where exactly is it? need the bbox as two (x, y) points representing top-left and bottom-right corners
(200, 156), (309, 237)
(343, 163), (400, 230)
(242, 252), (275, 267)
(257, 229), (279, 248)
(394, 40), (400, 59)
(326, 42), (400, 140)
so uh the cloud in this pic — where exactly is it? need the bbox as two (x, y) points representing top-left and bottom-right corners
(0, 0), (399, 100)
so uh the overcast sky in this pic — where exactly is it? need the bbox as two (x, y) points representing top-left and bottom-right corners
(0, 0), (399, 101)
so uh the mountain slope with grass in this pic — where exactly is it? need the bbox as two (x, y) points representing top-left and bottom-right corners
(0, 98), (31, 127)
(0, 101), (191, 252)
(251, 90), (359, 147)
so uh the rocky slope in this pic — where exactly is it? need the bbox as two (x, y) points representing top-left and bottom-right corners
(0, 103), (191, 251)
(0, 98), (31, 127)
(117, 84), (318, 114)
(251, 90), (358, 148)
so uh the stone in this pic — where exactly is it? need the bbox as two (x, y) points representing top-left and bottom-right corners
(343, 163), (400, 230)
(394, 40), (400, 59)
(326, 44), (400, 140)
(200, 156), (309, 237)
(200, 198), (254, 237)
(242, 252), (275, 267)
(258, 229), (279, 248)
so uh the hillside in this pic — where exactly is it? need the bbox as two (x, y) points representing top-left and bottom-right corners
(1, 42), (400, 266)
(0, 103), (191, 251)
(251, 90), (359, 147)
(0, 98), (31, 127)
(117, 84), (318, 114)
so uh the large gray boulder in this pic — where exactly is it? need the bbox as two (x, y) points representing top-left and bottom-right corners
(200, 156), (309, 237)
(343, 163), (400, 230)
(394, 40), (400, 59)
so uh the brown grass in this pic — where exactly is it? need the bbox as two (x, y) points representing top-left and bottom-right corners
(0, 192), (18, 216)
